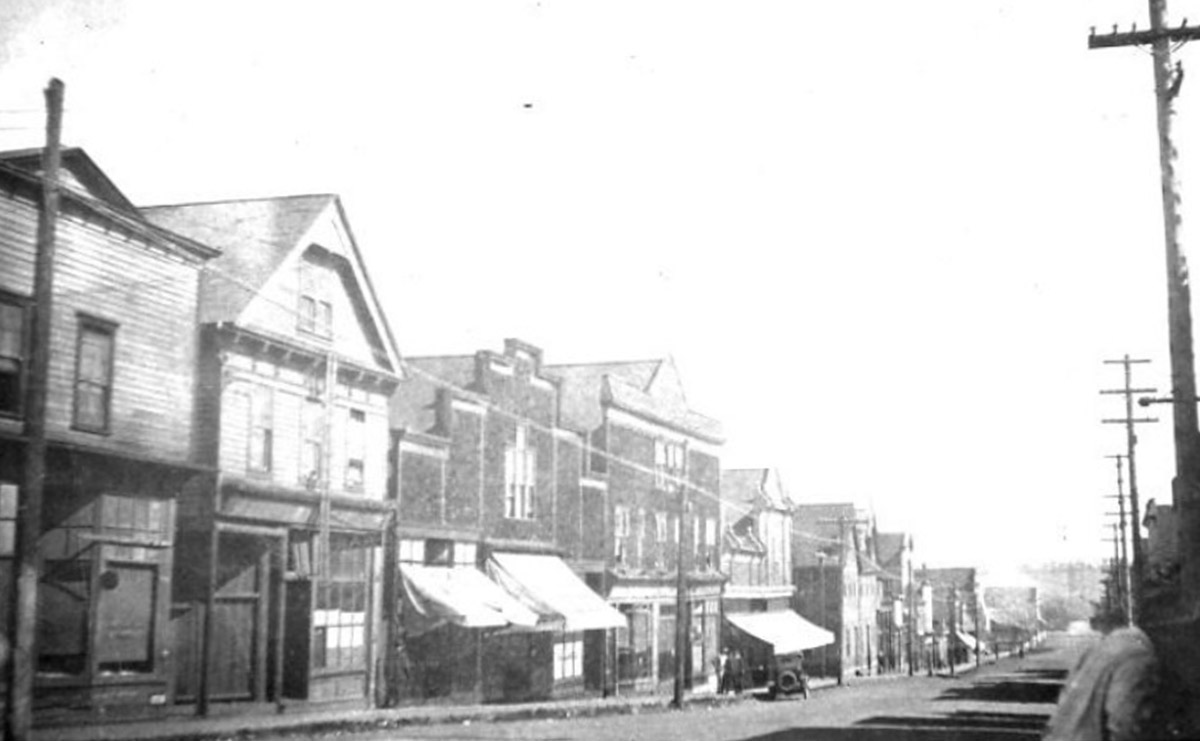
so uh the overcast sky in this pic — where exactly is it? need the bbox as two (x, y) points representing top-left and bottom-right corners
(2, 0), (1192, 573)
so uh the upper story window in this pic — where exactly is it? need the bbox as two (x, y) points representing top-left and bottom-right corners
(398, 538), (477, 567)
(345, 408), (366, 491)
(298, 259), (333, 338)
(73, 318), (115, 433)
(0, 482), (16, 557)
(653, 440), (685, 490)
(614, 506), (630, 538)
(248, 385), (273, 472)
(0, 299), (25, 417)
(504, 426), (535, 519)
(656, 512), (668, 543)
(301, 399), (323, 487)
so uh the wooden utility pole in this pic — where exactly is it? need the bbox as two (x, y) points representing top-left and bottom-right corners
(5, 78), (63, 741)
(949, 586), (958, 677)
(906, 557), (915, 677)
(1090, 2), (1200, 617)
(836, 517), (847, 686)
(1105, 453), (1133, 625)
(1101, 356), (1157, 622)
(671, 450), (688, 709)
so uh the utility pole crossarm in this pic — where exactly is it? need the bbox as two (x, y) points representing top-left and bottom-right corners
(1089, 22), (1200, 48)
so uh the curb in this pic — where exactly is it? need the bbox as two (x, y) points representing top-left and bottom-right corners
(33, 693), (751, 741)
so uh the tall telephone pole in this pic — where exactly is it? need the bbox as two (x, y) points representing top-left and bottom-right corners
(1090, 1), (1200, 616)
(1105, 453), (1133, 625)
(6, 78), (63, 741)
(1101, 355), (1157, 622)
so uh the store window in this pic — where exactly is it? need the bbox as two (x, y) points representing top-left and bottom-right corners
(313, 537), (369, 672)
(554, 631), (583, 681)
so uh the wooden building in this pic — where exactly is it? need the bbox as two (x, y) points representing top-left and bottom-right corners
(546, 358), (725, 695)
(873, 531), (914, 674)
(720, 469), (831, 688)
(142, 195), (401, 709)
(387, 339), (624, 705)
(0, 148), (217, 714)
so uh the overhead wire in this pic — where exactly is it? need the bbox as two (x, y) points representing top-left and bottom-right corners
(0, 156), (882, 535)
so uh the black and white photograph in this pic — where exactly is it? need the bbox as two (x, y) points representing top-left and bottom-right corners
(1, 1), (1199, 739)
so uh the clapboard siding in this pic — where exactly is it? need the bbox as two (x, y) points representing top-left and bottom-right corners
(214, 348), (389, 500)
(239, 250), (388, 373)
(0, 181), (204, 464)
(0, 191), (39, 294)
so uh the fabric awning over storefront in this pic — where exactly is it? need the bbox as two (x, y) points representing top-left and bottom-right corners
(725, 610), (834, 655)
(955, 630), (979, 651)
(400, 564), (539, 633)
(486, 552), (627, 632)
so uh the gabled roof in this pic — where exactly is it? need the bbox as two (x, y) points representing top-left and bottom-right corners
(390, 355), (477, 433)
(546, 357), (723, 442)
(792, 503), (867, 568)
(722, 469), (766, 509)
(0, 146), (137, 212)
(142, 194), (402, 374)
(724, 514), (766, 555)
(875, 532), (909, 569)
(545, 360), (663, 432)
(143, 195), (334, 323)
(0, 147), (217, 261)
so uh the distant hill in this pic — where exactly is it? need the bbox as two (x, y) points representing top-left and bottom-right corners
(1017, 561), (1104, 630)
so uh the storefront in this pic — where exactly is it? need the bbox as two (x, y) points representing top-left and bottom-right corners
(723, 610), (834, 690)
(609, 577), (723, 694)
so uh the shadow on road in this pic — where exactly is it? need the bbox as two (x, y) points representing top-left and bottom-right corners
(738, 714), (1048, 741)
(937, 668), (1066, 704)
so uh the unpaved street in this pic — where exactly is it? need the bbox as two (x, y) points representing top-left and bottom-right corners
(297, 635), (1088, 741)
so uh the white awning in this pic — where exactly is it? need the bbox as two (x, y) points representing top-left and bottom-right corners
(400, 564), (540, 633)
(487, 552), (626, 632)
(955, 630), (979, 651)
(725, 610), (834, 654)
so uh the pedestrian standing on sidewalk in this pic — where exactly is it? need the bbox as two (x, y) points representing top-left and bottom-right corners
(1042, 625), (1162, 741)
(717, 650), (732, 694)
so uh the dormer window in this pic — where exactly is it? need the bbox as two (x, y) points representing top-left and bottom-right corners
(298, 260), (333, 338)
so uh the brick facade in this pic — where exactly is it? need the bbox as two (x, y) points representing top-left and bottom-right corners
(389, 340), (611, 704)
(547, 358), (725, 695)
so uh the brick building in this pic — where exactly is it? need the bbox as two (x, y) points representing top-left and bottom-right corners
(388, 339), (623, 704)
(791, 504), (882, 680)
(144, 194), (402, 709)
(0, 148), (217, 714)
(546, 358), (725, 695)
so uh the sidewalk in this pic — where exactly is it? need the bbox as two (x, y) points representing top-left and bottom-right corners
(31, 690), (749, 741)
(30, 662), (1012, 741)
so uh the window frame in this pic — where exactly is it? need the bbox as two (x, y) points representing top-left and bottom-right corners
(297, 259), (334, 339)
(0, 294), (28, 419)
(503, 426), (536, 520)
(72, 315), (117, 434)
(247, 384), (274, 473)
(344, 407), (366, 491)
(0, 482), (16, 558)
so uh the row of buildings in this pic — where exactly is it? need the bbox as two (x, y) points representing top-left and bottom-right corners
(0, 147), (1036, 723)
